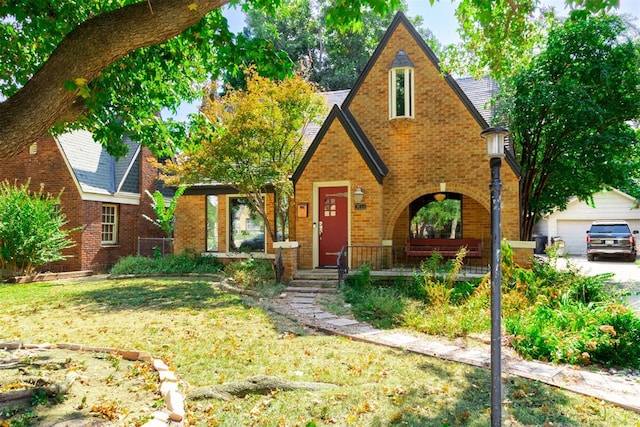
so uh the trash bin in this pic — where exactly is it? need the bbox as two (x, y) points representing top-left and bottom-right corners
(533, 235), (547, 255)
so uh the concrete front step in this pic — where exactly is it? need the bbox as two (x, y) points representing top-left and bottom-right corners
(293, 269), (339, 281)
(288, 279), (338, 289)
(284, 286), (337, 294)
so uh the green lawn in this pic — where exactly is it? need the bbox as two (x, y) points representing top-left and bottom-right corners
(1, 276), (639, 426)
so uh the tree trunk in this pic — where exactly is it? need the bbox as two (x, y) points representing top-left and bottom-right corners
(187, 375), (338, 401)
(0, 0), (228, 157)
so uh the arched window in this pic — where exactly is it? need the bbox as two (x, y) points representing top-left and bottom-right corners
(389, 50), (414, 119)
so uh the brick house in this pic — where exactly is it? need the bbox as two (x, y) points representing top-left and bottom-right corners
(173, 12), (523, 273)
(291, 12), (520, 270)
(0, 130), (167, 272)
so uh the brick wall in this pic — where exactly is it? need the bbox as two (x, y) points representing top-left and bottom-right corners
(174, 195), (206, 254)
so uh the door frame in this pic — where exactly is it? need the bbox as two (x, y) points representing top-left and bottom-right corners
(313, 181), (352, 268)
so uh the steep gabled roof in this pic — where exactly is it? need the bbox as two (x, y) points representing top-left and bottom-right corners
(456, 76), (497, 124)
(293, 105), (388, 185)
(340, 11), (519, 175)
(302, 90), (350, 151)
(56, 130), (142, 202)
(342, 11), (489, 129)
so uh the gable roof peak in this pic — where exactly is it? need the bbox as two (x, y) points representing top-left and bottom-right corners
(56, 129), (142, 196)
(389, 50), (414, 69)
(293, 104), (388, 185)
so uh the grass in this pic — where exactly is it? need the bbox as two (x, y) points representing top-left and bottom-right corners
(1, 276), (640, 426)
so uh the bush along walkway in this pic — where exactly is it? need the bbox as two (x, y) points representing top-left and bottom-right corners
(268, 289), (640, 414)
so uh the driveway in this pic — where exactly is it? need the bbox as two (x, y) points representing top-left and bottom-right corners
(550, 255), (640, 314)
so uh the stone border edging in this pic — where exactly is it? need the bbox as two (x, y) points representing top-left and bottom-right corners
(267, 292), (640, 415)
(0, 341), (185, 426)
(2, 270), (94, 284)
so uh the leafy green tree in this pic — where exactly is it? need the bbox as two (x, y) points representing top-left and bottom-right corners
(0, 0), (401, 158)
(0, 0), (613, 159)
(443, 0), (623, 79)
(412, 200), (461, 239)
(495, 13), (640, 240)
(0, 181), (77, 276)
(240, 0), (435, 90)
(162, 68), (327, 242)
(142, 186), (187, 238)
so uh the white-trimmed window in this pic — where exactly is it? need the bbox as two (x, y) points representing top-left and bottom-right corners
(206, 195), (219, 252)
(101, 203), (118, 245)
(228, 196), (265, 253)
(389, 50), (415, 119)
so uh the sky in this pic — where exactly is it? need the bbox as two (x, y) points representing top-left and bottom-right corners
(224, 0), (640, 46)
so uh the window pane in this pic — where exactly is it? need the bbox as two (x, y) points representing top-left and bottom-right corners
(407, 69), (413, 116)
(101, 204), (117, 244)
(229, 197), (264, 252)
(395, 72), (406, 116)
(206, 195), (218, 252)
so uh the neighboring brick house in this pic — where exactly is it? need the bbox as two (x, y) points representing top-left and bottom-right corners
(173, 12), (522, 271)
(0, 130), (167, 272)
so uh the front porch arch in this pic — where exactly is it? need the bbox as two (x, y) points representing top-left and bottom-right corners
(384, 183), (490, 241)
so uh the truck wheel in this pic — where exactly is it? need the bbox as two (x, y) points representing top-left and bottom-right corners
(628, 253), (637, 262)
(587, 254), (595, 261)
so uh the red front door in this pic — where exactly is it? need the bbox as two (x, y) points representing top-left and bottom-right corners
(318, 186), (348, 267)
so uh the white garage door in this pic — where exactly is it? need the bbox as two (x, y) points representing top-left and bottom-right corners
(556, 220), (593, 256)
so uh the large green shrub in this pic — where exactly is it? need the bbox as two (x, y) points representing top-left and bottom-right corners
(0, 181), (76, 276)
(109, 251), (224, 275)
(506, 301), (640, 368)
(502, 243), (640, 369)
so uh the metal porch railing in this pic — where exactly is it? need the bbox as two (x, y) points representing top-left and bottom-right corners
(338, 244), (491, 283)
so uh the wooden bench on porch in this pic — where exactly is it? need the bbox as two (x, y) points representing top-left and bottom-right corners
(405, 238), (483, 258)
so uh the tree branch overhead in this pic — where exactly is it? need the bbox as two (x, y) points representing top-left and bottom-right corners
(0, 0), (229, 157)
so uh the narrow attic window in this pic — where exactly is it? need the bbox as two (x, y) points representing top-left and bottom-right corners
(29, 142), (37, 155)
(389, 50), (414, 119)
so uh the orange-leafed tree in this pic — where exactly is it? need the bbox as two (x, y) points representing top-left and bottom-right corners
(162, 68), (327, 242)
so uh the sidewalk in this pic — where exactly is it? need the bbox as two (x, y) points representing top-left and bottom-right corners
(268, 289), (640, 414)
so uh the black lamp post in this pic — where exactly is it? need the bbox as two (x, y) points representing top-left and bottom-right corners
(481, 126), (508, 427)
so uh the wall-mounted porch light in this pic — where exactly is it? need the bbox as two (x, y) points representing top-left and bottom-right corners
(434, 193), (446, 202)
(354, 186), (365, 210)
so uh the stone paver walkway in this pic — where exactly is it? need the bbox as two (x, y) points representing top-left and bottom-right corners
(269, 290), (640, 414)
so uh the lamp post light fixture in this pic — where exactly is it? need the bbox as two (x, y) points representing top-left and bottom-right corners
(481, 125), (508, 427)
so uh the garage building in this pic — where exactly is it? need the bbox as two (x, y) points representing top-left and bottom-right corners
(534, 189), (640, 256)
